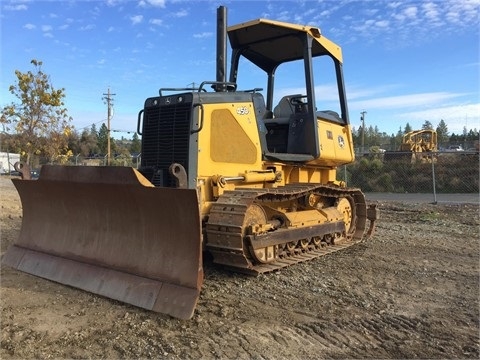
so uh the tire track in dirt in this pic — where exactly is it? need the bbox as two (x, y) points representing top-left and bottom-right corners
(294, 313), (463, 358)
(215, 310), (457, 358)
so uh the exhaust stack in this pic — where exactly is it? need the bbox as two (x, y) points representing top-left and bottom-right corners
(216, 6), (227, 92)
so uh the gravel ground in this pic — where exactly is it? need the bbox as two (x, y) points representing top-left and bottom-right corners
(1, 177), (479, 359)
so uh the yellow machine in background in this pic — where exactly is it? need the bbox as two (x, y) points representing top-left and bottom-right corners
(385, 129), (438, 162)
(3, 7), (377, 319)
(399, 130), (438, 153)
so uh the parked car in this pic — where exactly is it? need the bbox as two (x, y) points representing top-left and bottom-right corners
(30, 170), (40, 179)
(446, 145), (464, 152)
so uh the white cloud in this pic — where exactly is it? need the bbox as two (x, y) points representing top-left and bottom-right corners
(4, 4), (27, 11)
(59, 18), (73, 31)
(347, 89), (480, 134)
(365, 8), (380, 16)
(79, 24), (95, 31)
(399, 103), (480, 133)
(375, 20), (389, 28)
(422, 2), (439, 20)
(149, 18), (162, 26)
(193, 32), (213, 39)
(447, 0), (480, 24)
(138, 0), (165, 8)
(172, 9), (188, 18)
(130, 15), (143, 25)
(445, 10), (461, 24)
(23, 23), (35, 30)
(106, 0), (122, 7)
(41, 24), (53, 38)
(347, 84), (403, 101)
(350, 92), (465, 110)
(387, 2), (403, 9)
(335, 0), (479, 47)
(405, 6), (418, 18)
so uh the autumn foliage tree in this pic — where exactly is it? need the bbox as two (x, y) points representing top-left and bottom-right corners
(1, 59), (73, 165)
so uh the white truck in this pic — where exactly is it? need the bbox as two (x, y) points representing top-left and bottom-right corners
(0, 152), (20, 174)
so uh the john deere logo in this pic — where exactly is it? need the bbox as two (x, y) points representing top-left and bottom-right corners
(338, 135), (345, 148)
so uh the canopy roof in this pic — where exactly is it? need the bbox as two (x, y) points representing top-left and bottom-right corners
(227, 18), (342, 73)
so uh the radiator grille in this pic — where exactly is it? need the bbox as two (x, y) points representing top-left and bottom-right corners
(140, 101), (191, 187)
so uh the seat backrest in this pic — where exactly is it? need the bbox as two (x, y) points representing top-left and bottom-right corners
(274, 95), (299, 118)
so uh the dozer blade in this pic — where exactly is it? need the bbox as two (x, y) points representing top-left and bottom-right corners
(2, 165), (202, 320)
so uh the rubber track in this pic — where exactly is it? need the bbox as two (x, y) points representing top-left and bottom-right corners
(205, 184), (367, 274)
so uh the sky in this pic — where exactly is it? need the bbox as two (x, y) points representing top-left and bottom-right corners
(1, 0), (479, 139)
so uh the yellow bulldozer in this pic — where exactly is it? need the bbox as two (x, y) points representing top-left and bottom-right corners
(3, 7), (377, 320)
(384, 129), (438, 163)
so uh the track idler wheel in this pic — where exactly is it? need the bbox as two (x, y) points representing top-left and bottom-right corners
(336, 196), (355, 238)
(245, 204), (276, 264)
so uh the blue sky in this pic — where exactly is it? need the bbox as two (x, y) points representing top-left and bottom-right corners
(1, 0), (479, 138)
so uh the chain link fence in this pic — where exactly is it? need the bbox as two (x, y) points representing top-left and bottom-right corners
(340, 151), (479, 197)
(6, 150), (479, 199)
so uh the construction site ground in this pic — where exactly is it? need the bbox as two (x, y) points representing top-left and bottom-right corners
(1, 177), (479, 359)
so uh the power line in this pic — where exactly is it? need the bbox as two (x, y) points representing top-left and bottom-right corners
(111, 129), (136, 134)
(76, 120), (105, 132)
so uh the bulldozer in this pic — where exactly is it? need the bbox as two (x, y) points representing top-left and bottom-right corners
(384, 129), (438, 163)
(3, 7), (378, 320)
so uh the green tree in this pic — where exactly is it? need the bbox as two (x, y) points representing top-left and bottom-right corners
(98, 123), (109, 155)
(436, 119), (449, 146)
(1, 59), (73, 165)
(130, 132), (141, 154)
(422, 120), (433, 130)
(390, 126), (404, 150)
(79, 128), (99, 156)
(466, 129), (479, 141)
(404, 122), (412, 133)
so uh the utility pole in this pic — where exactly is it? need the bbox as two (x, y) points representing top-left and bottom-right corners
(102, 88), (116, 165)
(360, 110), (367, 154)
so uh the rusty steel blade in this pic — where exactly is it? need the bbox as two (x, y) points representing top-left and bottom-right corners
(2, 165), (203, 320)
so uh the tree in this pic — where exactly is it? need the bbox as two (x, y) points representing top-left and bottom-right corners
(66, 130), (81, 157)
(422, 120), (433, 130)
(79, 128), (99, 157)
(466, 129), (479, 141)
(1, 59), (73, 165)
(390, 126), (404, 150)
(130, 132), (141, 154)
(98, 123), (109, 155)
(436, 119), (449, 146)
(97, 122), (116, 157)
(90, 123), (98, 137)
(76, 124), (100, 157)
(404, 123), (412, 133)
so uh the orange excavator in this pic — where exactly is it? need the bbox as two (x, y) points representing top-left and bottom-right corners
(3, 7), (378, 319)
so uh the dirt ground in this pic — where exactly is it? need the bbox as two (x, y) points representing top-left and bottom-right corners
(1, 177), (479, 359)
